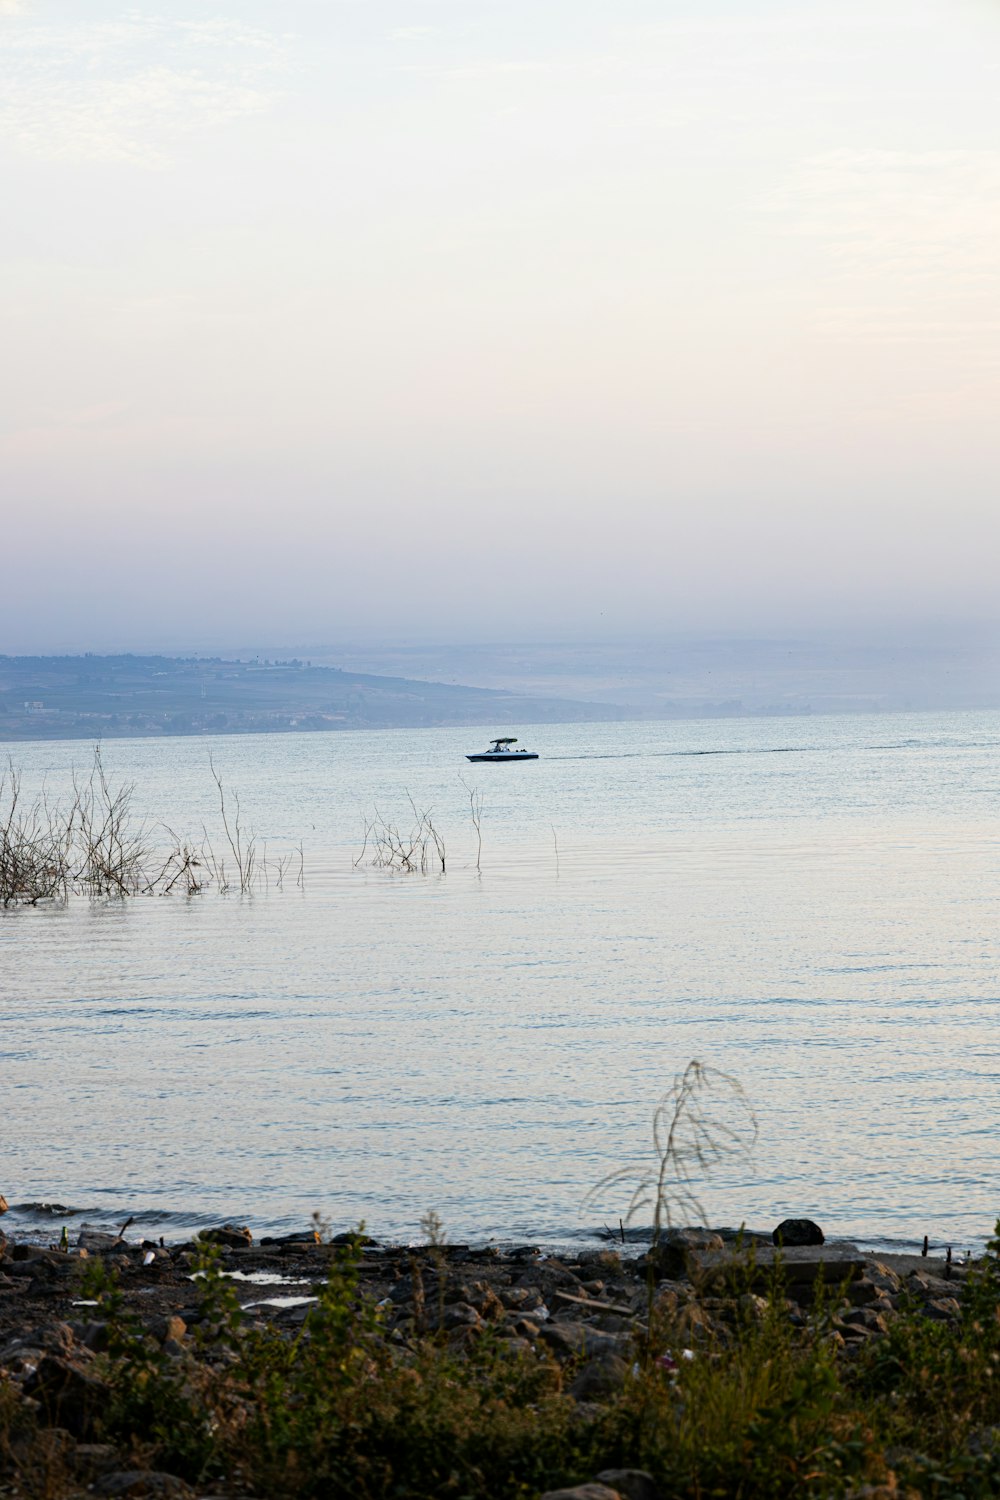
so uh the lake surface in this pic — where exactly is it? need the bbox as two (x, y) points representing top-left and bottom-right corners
(3, 712), (1000, 1254)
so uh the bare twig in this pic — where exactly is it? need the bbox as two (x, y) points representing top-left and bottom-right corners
(459, 777), (483, 873)
(589, 1061), (757, 1242)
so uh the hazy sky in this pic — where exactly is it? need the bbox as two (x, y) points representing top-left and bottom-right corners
(3, 0), (1000, 651)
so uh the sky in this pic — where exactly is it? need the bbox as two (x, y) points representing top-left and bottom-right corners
(2, 0), (1000, 652)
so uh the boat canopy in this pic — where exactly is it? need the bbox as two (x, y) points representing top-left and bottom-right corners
(491, 737), (517, 745)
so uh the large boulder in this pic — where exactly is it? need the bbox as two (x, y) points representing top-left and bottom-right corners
(773, 1219), (824, 1247)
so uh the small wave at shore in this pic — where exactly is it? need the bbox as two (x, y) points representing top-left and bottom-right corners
(1, 1201), (977, 1259)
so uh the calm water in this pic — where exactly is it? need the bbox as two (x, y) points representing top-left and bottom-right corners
(3, 712), (1000, 1254)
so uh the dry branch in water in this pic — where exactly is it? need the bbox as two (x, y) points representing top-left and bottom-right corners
(0, 748), (303, 905)
(459, 777), (483, 873)
(209, 753), (257, 894)
(356, 794), (446, 874)
(0, 759), (70, 906)
(590, 1060), (758, 1241)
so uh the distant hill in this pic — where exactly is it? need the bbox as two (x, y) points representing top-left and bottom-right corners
(0, 653), (629, 741)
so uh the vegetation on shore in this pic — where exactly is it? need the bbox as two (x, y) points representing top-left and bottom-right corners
(4, 1218), (1000, 1500)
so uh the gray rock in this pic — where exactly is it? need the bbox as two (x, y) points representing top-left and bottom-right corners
(595, 1471), (662, 1500)
(569, 1354), (630, 1400)
(94, 1472), (193, 1497)
(922, 1297), (962, 1323)
(10, 1243), (65, 1265)
(77, 1229), (124, 1252)
(538, 1320), (627, 1361)
(540, 1488), (621, 1500)
(773, 1218), (824, 1247)
(841, 1307), (888, 1334)
(428, 1302), (481, 1332)
(697, 1243), (866, 1293)
(74, 1443), (119, 1475)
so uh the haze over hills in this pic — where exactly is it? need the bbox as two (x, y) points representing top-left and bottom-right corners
(4, 625), (1000, 743)
(0, 653), (628, 742)
(239, 627), (1000, 720)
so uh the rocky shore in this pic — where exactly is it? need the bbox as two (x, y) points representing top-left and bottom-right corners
(0, 1211), (981, 1500)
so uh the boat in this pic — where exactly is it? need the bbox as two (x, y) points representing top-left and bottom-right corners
(466, 737), (539, 763)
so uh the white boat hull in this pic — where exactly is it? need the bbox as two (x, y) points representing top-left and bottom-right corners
(466, 751), (539, 762)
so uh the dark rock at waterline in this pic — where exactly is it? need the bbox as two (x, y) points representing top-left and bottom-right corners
(197, 1225), (252, 1249)
(637, 1228), (724, 1281)
(773, 1218), (825, 1247)
(78, 1229), (126, 1253)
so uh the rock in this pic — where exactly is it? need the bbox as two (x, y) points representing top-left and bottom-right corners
(0, 1194), (7, 1214)
(74, 1321), (111, 1353)
(922, 1296), (962, 1323)
(75, 1443), (120, 1476)
(569, 1354), (630, 1400)
(149, 1315), (188, 1345)
(738, 1292), (770, 1321)
(639, 1229), (724, 1281)
(94, 1472), (193, 1497)
(595, 1471), (662, 1500)
(428, 1301), (481, 1332)
(10, 1243), (65, 1265)
(472, 1286), (505, 1321)
(77, 1229), (125, 1253)
(23, 1354), (108, 1439)
(443, 1280), (474, 1305)
(540, 1488), (621, 1500)
(908, 1271), (958, 1298)
(848, 1277), (890, 1307)
(698, 1244), (865, 1293)
(538, 1320), (627, 1361)
(197, 1225), (252, 1249)
(577, 1250), (623, 1273)
(501, 1286), (533, 1310)
(773, 1219), (824, 1247)
(841, 1307), (889, 1335)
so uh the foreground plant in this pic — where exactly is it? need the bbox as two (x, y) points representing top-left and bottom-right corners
(13, 1215), (1000, 1497)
